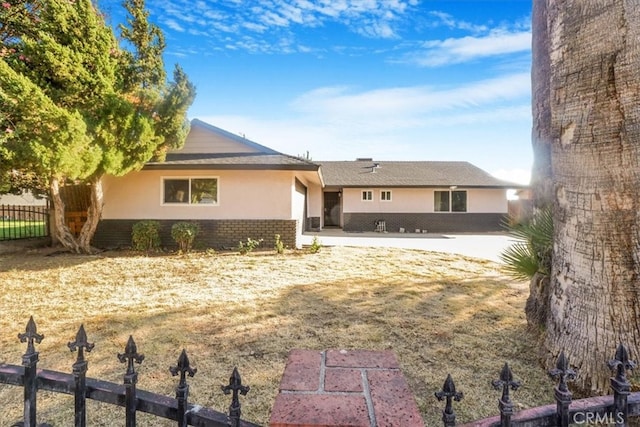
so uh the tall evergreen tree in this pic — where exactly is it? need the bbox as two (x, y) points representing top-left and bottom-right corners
(0, 0), (195, 253)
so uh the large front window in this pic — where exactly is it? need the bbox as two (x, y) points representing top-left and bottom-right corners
(434, 190), (467, 212)
(163, 178), (218, 205)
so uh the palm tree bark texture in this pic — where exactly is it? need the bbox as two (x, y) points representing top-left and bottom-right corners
(533, 0), (640, 393)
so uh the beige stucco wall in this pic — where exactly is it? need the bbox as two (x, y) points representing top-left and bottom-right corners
(341, 188), (508, 213)
(292, 171), (322, 219)
(466, 189), (508, 213)
(174, 125), (259, 154)
(102, 170), (304, 220)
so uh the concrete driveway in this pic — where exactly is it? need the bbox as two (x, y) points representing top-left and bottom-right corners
(300, 230), (516, 263)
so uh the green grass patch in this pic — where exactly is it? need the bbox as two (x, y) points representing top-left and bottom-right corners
(0, 219), (48, 240)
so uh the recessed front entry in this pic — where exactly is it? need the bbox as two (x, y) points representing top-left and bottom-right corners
(323, 192), (341, 227)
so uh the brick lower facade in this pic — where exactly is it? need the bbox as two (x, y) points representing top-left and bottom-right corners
(308, 216), (321, 231)
(342, 212), (507, 233)
(92, 219), (299, 250)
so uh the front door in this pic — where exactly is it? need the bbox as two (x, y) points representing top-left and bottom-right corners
(323, 192), (341, 227)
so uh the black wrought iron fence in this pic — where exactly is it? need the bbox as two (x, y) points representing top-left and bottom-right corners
(435, 343), (640, 427)
(0, 204), (50, 240)
(0, 317), (259, 427)
(3, 315), (640, 426)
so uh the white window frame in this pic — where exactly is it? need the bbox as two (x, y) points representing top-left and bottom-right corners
(362, 190), (373, 201)
(161, 176), (220, 206)
(380, 190), (392, 202)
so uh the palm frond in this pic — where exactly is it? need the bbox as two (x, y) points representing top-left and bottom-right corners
(500, 206), (553, 280)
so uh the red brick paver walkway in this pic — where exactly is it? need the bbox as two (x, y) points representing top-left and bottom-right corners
(269, 349), (424, 427)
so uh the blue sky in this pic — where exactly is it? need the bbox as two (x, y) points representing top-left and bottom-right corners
(104, 0), (533, 185)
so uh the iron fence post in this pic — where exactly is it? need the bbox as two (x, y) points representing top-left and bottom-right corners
(170, 349), (196, 427)
(549, 351), (575, 427)
(222, 367), (250, 427)
(492, 363), (520, 427)
(609, 343), (636, 427)
(118, 336), (144, 427)
(68, 325), (94, 427)
(18, 316), (44, 427)
(435, 373), (463, 427)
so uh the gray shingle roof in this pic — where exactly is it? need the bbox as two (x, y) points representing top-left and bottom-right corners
(318, 160), (522, 188)
(144, 153), (319, 171)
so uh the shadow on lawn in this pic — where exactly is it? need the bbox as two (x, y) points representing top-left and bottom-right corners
(0, 268), (551, 426)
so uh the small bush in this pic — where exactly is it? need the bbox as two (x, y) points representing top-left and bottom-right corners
(238, 237), (263, 255)
(131, 220), (161, 251)
(171, 221), (200, 253)
(274, 234), (286, 254)
(309, 235), (321, 254)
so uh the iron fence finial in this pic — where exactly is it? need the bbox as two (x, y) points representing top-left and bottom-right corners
(118, 335), (145, 375)
(549, 350), (576, 393)
(18, 316), (44, 355)
(68, 324), (95, 361)
(170, 349), (196, 427)
(435, 373), (463, 427)
(170, 349), (197, 384)
(549, 351), (576, 427)
(609, 343), (636, 382)
(222, 367), (250, 427)
(492, 363), (520, 426)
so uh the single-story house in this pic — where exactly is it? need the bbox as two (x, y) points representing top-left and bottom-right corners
(319, 159), (521, 234)
(93, 119), (324, 249)
(92, 119), (523, 249)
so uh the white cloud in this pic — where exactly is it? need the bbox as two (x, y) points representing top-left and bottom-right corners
(162, 18), (185, 32)
(150, 0), (417, 53)
(427, 11), (488, 33)
(405, 30), (532, 67)
(290, 72), (531, 120)
(193, 71), (533, 172)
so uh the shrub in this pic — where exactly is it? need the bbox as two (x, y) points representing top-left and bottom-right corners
(171, 221), (200, 253)
(131, 220), (161, 251)
(238, 237), (263, 255)
(309, 235), (321, 254)
(500, 206), (553, 281)
(274, 234), (286, 254)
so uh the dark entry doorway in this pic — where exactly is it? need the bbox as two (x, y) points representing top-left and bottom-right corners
(323, 192), (341, 227)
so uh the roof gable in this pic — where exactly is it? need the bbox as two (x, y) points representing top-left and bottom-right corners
(145, 119), (319, 172)
(174, 118), (280, 155)
(319, 160), (523, 188)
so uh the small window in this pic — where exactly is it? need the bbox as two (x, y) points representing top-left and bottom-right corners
(380, 190), (392, 201)
(362, 190), (373, 201)
(163, 178), (218, 205)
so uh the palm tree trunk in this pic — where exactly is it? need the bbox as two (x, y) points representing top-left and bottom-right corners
(531, 0), (553, 209)
(527, 0), (554, 330)
(540, 0), (640, 393)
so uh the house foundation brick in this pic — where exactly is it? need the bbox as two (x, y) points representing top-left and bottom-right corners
(342, 212), (506, 233)
(269, 349), (424, 427)
(93, 219), (298, 250)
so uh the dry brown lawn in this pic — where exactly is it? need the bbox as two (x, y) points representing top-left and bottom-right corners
(0, 245), (554, 426)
